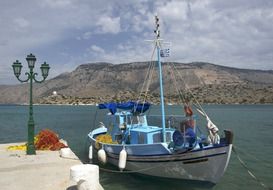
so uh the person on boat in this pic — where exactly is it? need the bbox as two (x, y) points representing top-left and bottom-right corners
(179, 120), (196, 147)
(184, 103), (195, 128)
(184, 104), (193, 117)
(185, 127), (196, 147)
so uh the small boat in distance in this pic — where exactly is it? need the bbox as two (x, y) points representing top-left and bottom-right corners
(87, 16), (233, 184)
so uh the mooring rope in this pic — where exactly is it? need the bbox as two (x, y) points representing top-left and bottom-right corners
(80, 160), (162, 174)
(60, 156), (81, 161)
(233, 145), (273, 169)
(98, 163), (164, 174)
(232, 146), (273, 190)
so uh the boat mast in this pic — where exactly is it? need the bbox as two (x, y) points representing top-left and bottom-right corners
(154, 16), (166, 143)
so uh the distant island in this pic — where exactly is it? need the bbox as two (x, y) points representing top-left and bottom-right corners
(1, 61), (273, 105)
(36, 84), (272, 105)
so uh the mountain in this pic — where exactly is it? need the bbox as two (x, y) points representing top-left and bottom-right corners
(1, 62), (273, 104)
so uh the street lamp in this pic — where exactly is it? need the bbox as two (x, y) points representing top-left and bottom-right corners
(12, 53), (50, 155)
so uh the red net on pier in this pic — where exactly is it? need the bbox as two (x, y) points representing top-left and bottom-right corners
(35, 129), (67, 151)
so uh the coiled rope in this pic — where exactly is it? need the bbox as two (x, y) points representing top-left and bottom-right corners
(232, 146), (273, 190)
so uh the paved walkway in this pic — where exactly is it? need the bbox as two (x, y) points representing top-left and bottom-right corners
(0, 143), (81, 190)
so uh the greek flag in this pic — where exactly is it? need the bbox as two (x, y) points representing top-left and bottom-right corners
(160, 48), (170, 57)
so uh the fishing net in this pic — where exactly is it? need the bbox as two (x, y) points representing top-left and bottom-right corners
(35, 129), (67, 151)
(95, 134), (117, 149)
(7, 129), (67, 151)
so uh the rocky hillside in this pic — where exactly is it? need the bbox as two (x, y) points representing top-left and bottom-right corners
(1, 62), (273, 104)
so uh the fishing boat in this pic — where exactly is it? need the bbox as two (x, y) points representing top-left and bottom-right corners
(87, 16), (233, 184)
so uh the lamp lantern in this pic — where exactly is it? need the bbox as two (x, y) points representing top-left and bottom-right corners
(26, 53), (36, 68)
(40, 62), (50, 78)
(12, 60), (22, 77)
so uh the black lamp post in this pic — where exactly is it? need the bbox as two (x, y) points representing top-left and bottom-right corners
(12, 53), (50, 155)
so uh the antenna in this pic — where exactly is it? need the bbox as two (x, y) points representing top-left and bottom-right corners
(145, 16), (171, 48)
(154, 15), (160, 39)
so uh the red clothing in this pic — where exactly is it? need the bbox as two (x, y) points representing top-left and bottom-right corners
(184, 105), (193, 117)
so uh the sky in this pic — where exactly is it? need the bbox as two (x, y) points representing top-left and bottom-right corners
(0, 0), (273, 84)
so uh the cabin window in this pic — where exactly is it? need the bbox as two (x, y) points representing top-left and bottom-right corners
(138, 115), (145, 124)
(153, 133), (162, 143)
(138, 133), (146, 144)
(127, 115), (139, 125)
(130, 116), (138, 124)
(166, 132), (172, 142)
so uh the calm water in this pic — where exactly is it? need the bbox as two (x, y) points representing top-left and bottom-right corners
(0, 104), (273, 190)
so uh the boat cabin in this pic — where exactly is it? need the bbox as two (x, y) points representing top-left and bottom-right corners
(103, 110), (196, 146)
(97, 102), (197, 148)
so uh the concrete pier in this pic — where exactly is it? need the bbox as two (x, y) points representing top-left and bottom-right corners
(0, 143), (81, 190)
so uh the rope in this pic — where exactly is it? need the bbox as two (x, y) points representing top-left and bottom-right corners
(60, 156), (81, 161)
(167, 63), (186, 107)
(140, 51), (156, 113)
(169, 62), (221, 139)
(98, 163), (164, 174)
(234, 145), (273, 169)
(135, 45), (156, 114)
(232, 146), (273, 190)
(171, 63), (208, 118)
(145, 47), (156, 93)
(140, 45), (156, 98)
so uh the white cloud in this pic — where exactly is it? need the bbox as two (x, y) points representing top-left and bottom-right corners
(158, 1), (188, 21)
(0, 0), (273, 84)
(96, 16), (121, 34)
(153, 0), (273, 69)
(13, 17), (30, 28)
(84, 39), (152, 64)
(83, 32), (92, 39)
(89, 45), (105, 54)
(77, 31), (93, 40)
(41, 0), (73, 8)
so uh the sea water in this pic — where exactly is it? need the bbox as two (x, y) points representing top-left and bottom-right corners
(0, 104), (272, 190)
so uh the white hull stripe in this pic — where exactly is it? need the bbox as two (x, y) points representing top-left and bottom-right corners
(107, 151), (227, 163)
